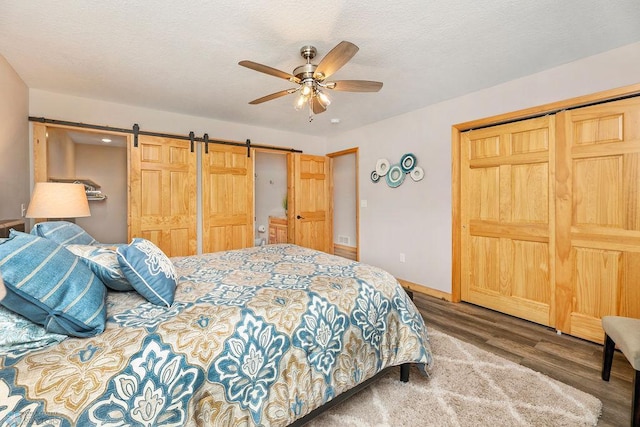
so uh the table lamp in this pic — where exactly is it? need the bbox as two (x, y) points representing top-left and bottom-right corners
(25, 182), (91, 220)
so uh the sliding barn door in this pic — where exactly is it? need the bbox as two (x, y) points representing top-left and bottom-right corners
(129, 135), (197, 256)
(555, 97), (640, 342)
(461, 116), (555, 327)
(202, 144), (254, 253)
(288, 153), (333, 253)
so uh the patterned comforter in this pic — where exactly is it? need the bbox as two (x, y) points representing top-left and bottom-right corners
(1, 244), (433, 426)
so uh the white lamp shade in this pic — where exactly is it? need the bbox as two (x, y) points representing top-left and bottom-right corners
(26, 182), (91, 219)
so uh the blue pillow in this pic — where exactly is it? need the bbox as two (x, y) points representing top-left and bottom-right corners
(0, 230), (106, 337)
(31, 221), (97, 245)
(116, 238), (177, 307)
(66, 244), (133, 291)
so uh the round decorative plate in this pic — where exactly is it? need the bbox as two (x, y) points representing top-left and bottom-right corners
(375, 158), (391, 176)
(400, 153), (417, 173)
(385, 164), (405, 188)
(370, 170), (380, 183)
(410, 166), (424, 182)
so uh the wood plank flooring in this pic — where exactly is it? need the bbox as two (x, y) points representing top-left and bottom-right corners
(412, 293), (634, 427)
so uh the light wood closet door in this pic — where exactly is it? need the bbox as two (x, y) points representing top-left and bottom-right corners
(555, 97), (640, 342)
(129, 135), (196, 256)
(289, 153), (333, 253)
(461, 116), (555, 327)
(202, 144), (254, 253)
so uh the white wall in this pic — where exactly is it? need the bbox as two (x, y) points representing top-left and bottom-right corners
(0, 55), (29, 219)
(327, 41), (640, 293)
(28, 90), (326, 250)
(29, 90), (326, 155)
(46, 128), (75, 179)
(75, 143), (127, 243)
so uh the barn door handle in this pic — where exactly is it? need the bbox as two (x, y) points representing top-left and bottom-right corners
(296, 215), (305, 219)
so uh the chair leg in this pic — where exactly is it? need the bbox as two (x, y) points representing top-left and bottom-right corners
(602, 334), (615, 381)
(633, 369), (639, 427)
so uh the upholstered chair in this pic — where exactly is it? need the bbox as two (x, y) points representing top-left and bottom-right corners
(602, 316), (640, 427)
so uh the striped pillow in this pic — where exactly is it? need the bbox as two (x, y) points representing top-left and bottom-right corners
(31, 221), (97, 245)
(0, 230), (106, 337)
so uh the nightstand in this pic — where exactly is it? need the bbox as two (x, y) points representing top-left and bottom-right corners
(0, 219), (25, 238)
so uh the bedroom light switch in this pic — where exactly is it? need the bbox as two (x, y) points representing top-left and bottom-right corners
(360, 199), (368, 208)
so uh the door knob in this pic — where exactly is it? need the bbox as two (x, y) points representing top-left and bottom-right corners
(296, 215), (305, 219)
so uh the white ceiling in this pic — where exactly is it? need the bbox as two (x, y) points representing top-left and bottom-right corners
(2, 1), (640, 137)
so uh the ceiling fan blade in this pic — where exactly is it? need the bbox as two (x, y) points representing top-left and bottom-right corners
(312, 97), (327, 114)
(249, 88), (298, 105)
(313, 41), (359, 81)
(327, 80), (383, 92)
(239, 60), (301, 83)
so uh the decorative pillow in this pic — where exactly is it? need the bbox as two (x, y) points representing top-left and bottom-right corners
(66, 244), (133, 291)
(116, 238), (177, 307)
(0, 305), (67, 356)
(31, 221), (97, 246)
(0, 230), (107, 337)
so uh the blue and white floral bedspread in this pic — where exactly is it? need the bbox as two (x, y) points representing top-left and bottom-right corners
(0, 244), (433, 426)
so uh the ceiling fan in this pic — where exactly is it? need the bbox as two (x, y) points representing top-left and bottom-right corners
(239, 41), (383, 119)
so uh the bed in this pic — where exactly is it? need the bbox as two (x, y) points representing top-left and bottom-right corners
(0, 223), (433, 426)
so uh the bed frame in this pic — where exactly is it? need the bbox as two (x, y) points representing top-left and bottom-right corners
(289, 363), (411, 426)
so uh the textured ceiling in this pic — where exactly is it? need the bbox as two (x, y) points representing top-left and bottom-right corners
(2, 1), (640, 137)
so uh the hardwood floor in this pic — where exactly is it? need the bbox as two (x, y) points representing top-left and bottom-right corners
(412, 293), (634, 427)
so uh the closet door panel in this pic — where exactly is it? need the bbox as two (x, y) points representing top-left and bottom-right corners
(461, 116), (554, 327)
(129, 136), (196, 257)
(556, 97), (640, 342)
(202, 144), (254, 253)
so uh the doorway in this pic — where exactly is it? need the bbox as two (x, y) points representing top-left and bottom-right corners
(254, 150), (288, 246)
(327, 148), (358, 261)
(32, 124), (128, 243)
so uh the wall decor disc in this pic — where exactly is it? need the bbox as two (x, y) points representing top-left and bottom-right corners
(385, 164), (405, 188)
(370, 170), (380, 183)
(375, 158), (391, 176)
(400, 153), (417, 172)
(410, 166), (424, 181)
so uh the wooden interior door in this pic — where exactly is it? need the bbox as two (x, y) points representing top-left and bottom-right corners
(202, 144), (254, 253)
(461, 116), (555, 326)
(129, 135), (196, 256)
(288, 153), (333, 253)
(555, 97), (640, 342)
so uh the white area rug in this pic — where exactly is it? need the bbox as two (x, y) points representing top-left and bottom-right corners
(307, 329), (602, 426)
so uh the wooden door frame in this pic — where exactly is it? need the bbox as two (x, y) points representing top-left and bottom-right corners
(451, 82), (640, 304)
(327, 147), (359, 261)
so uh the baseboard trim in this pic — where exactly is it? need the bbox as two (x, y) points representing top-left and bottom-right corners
(333, 243), (357, 261)
(396, 278), (452, 302)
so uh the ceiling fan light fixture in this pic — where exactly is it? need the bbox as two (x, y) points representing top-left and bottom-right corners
(316, 90), (331, 108)
(240, 41), (382, 121)
(294, 92), (308, 111)
(300, 81), (313, 96)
